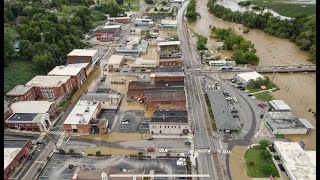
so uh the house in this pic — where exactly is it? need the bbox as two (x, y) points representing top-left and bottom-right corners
(207, 90), (241, 132)
(106, 55), (125, 70)
(108, 17), (131, 23)
(272, 141), (316, 180)
(48, 65), (87, 88)
(81, 90), (122, 110)
(235, 71), (264, 85)
(150, 72), (185, 82)
(265, 111), (314, 134)
(9, 101), (58, 117)
(5, 113), (51, 132)
(149, 110), (189, 135)
(160, 19), (177, 29)
(26, 76), (73, 100)
(4, 140), (32, 178)
(67, 49), (99, 75)
(6, 85), (38, 101)
(63, 100), (106, 135)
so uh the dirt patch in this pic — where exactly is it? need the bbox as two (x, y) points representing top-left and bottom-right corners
(229, 146), (251, 180)
(267, 73), (316, 150)
(73, 132), (152, 142)
(190, 0), (312, 66)
(81, 147), (140, 155)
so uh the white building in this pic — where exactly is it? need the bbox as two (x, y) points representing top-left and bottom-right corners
(269, 100), (291, 112)
(149, 110), (189, 135)
(10, 101), (56, 115)
(235, 71), (264, 85)
(131, 58), (157, 68)
(160, 19), (177, 29)
(265, 111), (314, 134)
(134, 19), (154, 27)
(273, 141), (316, 180)
(106, 55), (125, 70)
(81, 90), (122, 110)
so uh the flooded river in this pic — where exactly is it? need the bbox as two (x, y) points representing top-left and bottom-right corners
(189, 0), (316, 150)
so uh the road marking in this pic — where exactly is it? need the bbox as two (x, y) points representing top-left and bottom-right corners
(67, 137), (70, 142)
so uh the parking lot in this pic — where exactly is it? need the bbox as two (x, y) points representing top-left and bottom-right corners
(98, 109), (117, 129)
(117, 110), (149, 133)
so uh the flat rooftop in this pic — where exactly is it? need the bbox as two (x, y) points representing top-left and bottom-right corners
(4, 140), (30, 170)
(151, 72), (185, 77)
(129, 81), (184, 87)
(6, 113), (47, 123)
(10, 101), (55, 114)
(7, 85), (33, 96)
(81, 92), (121, 102)
(236, 71), (264, 82)
(68, 49), (98, 57)
(66, 63), (89, 69)
(102, 25), (122, 29)
(151, 110), (188, 123)
(145, 90), (185, 101)
(150, 67), (183, 72)
(26, 75), (71, 87)
(158, 41), (180, 46)
(207, 90), (241, 130)
(48, 65), (84, 76)
(265, 112), (312, 129)
(107, 55), (124, 65)
(269, 100), (291, 111)
(273, 141), (316, 180)
(161, 19), (178, 25)
(63, 100), (100, 125)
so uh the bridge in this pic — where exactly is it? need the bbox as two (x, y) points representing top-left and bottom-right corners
(254, 65), (316, 73)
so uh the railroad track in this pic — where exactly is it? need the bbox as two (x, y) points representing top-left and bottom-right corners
(212, 153), (224, 180)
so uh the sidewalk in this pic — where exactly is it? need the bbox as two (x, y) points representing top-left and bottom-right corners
(152, 133), (194, 139)
(251, 87), (277, 95)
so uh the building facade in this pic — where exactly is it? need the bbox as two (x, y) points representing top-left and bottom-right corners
(6, 85), (38, 101)
(48, 65), (87, 88)
(5, 113), (51, 132)
(159, 58), (182, 67)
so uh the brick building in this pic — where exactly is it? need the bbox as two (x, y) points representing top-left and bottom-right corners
(5, 113), (51, 132)
(159, 57), (182, 67)
(108, 17), (131, 23)
(150, 72), (185, 82)
(144, 90), (186, 110)
(4, 101), (12, 122)
(6, 85), (38, 101)
(63, 100), (107, 135)
(4, 140), (32, 178)
(26, 76), (73, 99)
(48, 65), (87, 88)
(94, 25), (122, 42)
(67, 49), (99, 75)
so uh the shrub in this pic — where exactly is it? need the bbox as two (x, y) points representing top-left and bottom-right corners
(261, 150), (272, 159)
(259, 140), (269, 150)
(96, 151), (101, 156)
(249, 160), (255, 166)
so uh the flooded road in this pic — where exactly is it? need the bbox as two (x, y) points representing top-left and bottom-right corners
(190, 0), (312, 66)
(268, 72), (316, 150)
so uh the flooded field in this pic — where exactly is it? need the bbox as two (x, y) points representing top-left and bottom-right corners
(268, 72), (316, 150)
(190, 0), (312, 66)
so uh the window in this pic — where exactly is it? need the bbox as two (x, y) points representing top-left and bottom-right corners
(160, 126), (161, 128)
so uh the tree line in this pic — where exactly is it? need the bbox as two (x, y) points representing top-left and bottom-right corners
(211, 27), (259, 65)
(207, 0), (316, 62)
(185, 0), (200, 22)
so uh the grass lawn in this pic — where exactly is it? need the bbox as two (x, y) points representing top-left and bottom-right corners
(254, 92), (273, 102)
(4, 61), (39, 94)
(250, 0), (316, 18)
(245, 145), (279, 178)
(275, 134), (285, 138)
(59, 100), (69, 108)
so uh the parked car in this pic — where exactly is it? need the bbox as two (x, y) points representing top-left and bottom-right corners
(158, 148), (168, 153)
(248, 94), (253, 97)
(147, 147), (155, 152)
(146, 137), (154, 140)
(233, 97), (238, 103)
(258, 104), (266, 108)
(28, 153), (35, 160)
(184, 142), (191, 145)
(251, 96), (256, 99)
(242, 89), (249, 93)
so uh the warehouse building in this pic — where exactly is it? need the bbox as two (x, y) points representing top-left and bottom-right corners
(134, 18), (154, 27)
(48, 65), (87, 88)
(207, 90), (241, 132)
(273, 141), (316, 180)
(235, 71), (264, 85)
(149, 110), (189, 135)
(265, 111), (314, 134)
(6, 85), (38, 102)
(106, 55), (125, 70)
(63, 100), (107, 135)
(4, 140), (32, 179)
(26, 76), (73, 99)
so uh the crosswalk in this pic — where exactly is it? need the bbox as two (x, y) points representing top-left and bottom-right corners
(47, 131), (65, 136)
(194, 148), (210, 153)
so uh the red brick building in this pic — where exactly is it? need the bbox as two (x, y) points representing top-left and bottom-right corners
(6, 85), (38, 101)
(94, 25), (122, 37)
(26, 76), (73, 100)
(5, 113), (51, 132)
(67, 49), (99, 75)
(150, 72), (185, 82)
(145, 90), (186, 110)
(108, 17), (131, 23)
(4, 101), (12, 122)
(159, 57), (182, 67)
(97, 34), (113, 42)
(4, 140), (32, 178)
(48, 65), (87, 88)
(63, 100), (106, 135)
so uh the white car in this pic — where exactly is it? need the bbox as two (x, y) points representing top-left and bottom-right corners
(233, 97), (238, 103)
(158, 148), (168, 153)
(243, 89), (249, 93)
(251, 96), (256, 99)
(195, 68), (200, 71)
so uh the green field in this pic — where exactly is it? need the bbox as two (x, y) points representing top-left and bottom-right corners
(254, 92), (273, 102)
(245, 145), (279, 177)
(4, 61), (39, 94)
(250, 0), (316, 17)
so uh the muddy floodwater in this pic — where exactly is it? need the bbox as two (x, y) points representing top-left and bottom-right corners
(268, 73), (316, 150)
(191, 0), (313, 66)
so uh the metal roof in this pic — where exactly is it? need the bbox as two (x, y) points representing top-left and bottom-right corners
(269, 100), (291, 111)
(299, 119), (314, 129)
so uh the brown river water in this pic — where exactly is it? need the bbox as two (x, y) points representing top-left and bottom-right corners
(189, 0), (316, 150)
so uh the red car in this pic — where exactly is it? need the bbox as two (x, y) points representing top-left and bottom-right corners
(147, 147), (155, 152)
(258, 103), (266, 108)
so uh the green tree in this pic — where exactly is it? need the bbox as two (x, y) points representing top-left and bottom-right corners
(259, 140), (269, 150)
(116, 0), (124, 5)
(32, 52), (57, 73)
(4, 28), (15, 66)
(138, 151), (144, 159)
(261, 150), (272, 159)
(262, 164), (277, 177)
(196, 35), (208, 50)
(308, 44), (316, 61)
(96, 151), (101, 156)
(161, 0), (167, 5)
